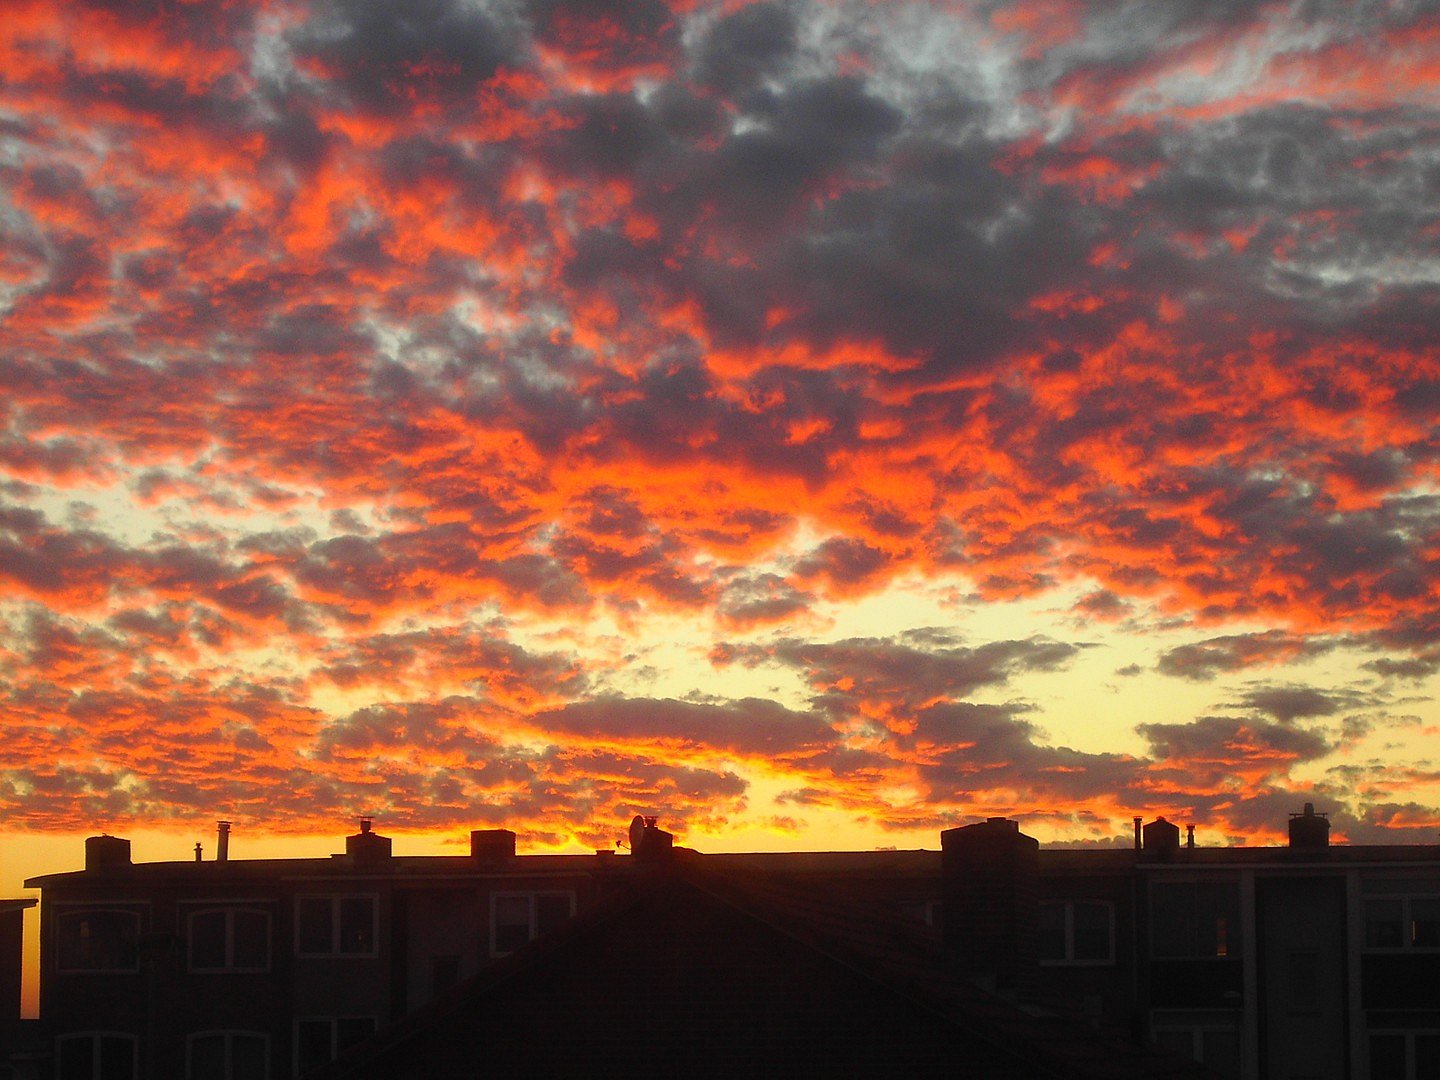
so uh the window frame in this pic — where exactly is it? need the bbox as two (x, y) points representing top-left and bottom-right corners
(1039, 899), (1116, 966)
(1148, 880), (1243, 960)
(1363, 895), (1440, 952)
(55, 1031), (139, 1080)
(54, 908), (143, 974)
(293, 895), (379, 959)
(489, 890), (576, 958)
(186, 907), (272, 973)
(185, 1029), (270, 1080)
(292, 1016), (377, 1076)
(1367, 1028), (1440, 1080)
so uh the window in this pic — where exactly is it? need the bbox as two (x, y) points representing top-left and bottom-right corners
(57, 1033), (137, 1080)
(186, 1031), (268, 1080)
(1039, 900), (1115, 964)
(295, 1018), (375, 1076)
(295, 896), (376, 957)
(188, 909), (270, 972)
(1369, 1031), (1440, 1080)
(1151, 882), (1241, 959)
(490, 892), (574, 956)
(56, 911), (140, 972)
(1366, 897), (1440, 950)
(1152, 1025), (1240, 1077)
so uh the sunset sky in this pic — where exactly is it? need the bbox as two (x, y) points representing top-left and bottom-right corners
(3, 0), (1440, 910)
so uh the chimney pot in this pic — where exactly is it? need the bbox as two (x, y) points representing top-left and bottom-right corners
(216, 821), (231, 865)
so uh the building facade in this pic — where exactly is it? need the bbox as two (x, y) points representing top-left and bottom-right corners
(9, 808), (1440, 1079)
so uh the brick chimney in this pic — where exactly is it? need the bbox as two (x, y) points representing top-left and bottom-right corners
(1289, 803), (1330, 849)
(940, 817), (1040, 996)
(628, 815), (674, 860)
(345, 817), (393, 864)
(84, 835), (131, 871)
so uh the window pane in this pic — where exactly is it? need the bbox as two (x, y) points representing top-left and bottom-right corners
(59, 1038), (95, 1080)
(98, 1035), (135, 1080)
(1368, 1033), (1405, 1080)
(188, 1034), (225, 1079)
(1411, 898), (1440, 947)
(1037, 902), (1066, 962)
(336, 1017), (375, 1052)
(1153, 1029), (1197, 1062)
(232, 911), (269, 969)
(1367, 900), (1405, 948)
(493, 895), (530, 955)
(297, 899), (332, 954)
(190, 911), (228, 969)
(58, 911), (139, 971)
(1416, 1035), (1440, 1079)
(338, 898), (374, 955)
(536, 894), (571, 936)
(230, 1033), (268, 1080)
(1201, 1029), (1240, 1075)
(1072, 902), (1111, 961)
(296, 1021), (332, 1075)
(1152, 885), (1198, 958)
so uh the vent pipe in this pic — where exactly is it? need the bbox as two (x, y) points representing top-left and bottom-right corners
(1186, 824), (1195, 849)
(216, 821), (231, 864)
(1133, 816), (1142, 851)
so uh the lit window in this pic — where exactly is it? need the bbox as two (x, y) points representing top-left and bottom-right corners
(1365, 897), (1440, 950)
(1039, 900), (1114, 964)
(56, 911), (140, 973)
(56, 1033), (137, 1080)
(295, 1017), (375, 1076)
(490, 892), (574, 956)
(295, 896), (376, 957)
(186, 1031), (268, 1080)
(188, 910), (270, 972)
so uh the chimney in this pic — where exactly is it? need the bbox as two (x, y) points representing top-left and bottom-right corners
(1288, 803), (1330, 849)
(629, 815), (674, 860)
(1186, 824), (1195, 849)
(84, 835), (131, 871)
(940, 817), (1040, 997)
(1133, 816), (1142, 851)
(345, 817), (392, 864)
(471, 828), (517, 860)
(1142, 816), (1180, 857)
(216, 821), (231, 864)
(194, 842), (203, 863)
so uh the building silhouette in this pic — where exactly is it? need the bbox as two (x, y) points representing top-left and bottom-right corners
(4, 806), (1437, 1078)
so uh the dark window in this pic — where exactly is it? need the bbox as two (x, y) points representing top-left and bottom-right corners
(296, 1018), (375, 1075)
(295, 897), (376, 957)
(188, 910), (269, 972)
(1152, 883), (1241, 959)
(1366, 898), (1440, 950)
(431, 954), (460, 995)
(1038, 900), (1113, 964)
(186, 1032), (267, 1080)
(56, 911), (140, 972)
(1370, 1034), (1406, 1080)
(490, 892), (574, 956)
(57, 1034), (136, 1080)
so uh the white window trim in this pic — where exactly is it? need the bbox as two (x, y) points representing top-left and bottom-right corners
(1039, 899), (1116, 966)
(293, 895), (379, 958)
(187, 908), (272, 973)
(1151, 1021), (1241, 1066)
(55, 1031), (139, 1079)
(185, 1029), (270, 1080)
(54, 908), (143, 974)
(1363, 895), (1440, 952)
(489, 891), (576, 957)
(1367, 1028), (1440, 1080)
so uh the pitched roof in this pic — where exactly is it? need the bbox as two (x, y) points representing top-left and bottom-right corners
(311, 852), (1218, 1080)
